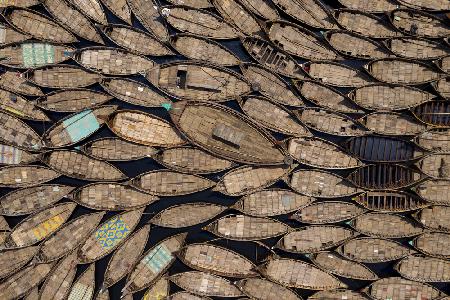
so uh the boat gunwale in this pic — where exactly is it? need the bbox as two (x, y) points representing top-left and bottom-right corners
(411, 100), (450, 128)
(77, 208), (145, 264)
(176, 242), (259, 278)
(41, 105), (118, 149)
(432, 76), (449, 99)
(291, 200), (367, 224)
(169, 100), (288, 166)
(310, 251), (379, 281)
(106, 109), (186, 147)
(100, 23), (174, 56)
(275, 225), (358, 254)
(169, 33), (241, 66)
(352, 190), (430, 213)
(388, 8), (450, 38)
(40, 150), (128, 182)
(149, 202), (227, 228)
(214, 164), (297, 197)
(130, 169), (216, 196)
(1, 6), (79, 43)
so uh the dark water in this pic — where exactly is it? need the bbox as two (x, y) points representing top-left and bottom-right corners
(1, 1), (449, 299)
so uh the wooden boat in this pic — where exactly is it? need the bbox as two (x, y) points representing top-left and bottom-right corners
(239, 96), (311, 136)
(0, 216), (9, 247)
(213, 0), (263, 36)
(233, 188), (313, 217)
(415, 129), (450, 152)
(344, 136), (426, 163)
(0, 89), (48, 121)
(390, 9), (450, 39)
(348, 164), (422, 190)
(69, 182), (158, 210)
(395, 254), (450, 282)
(132, 170), (215, 196)
(288, 169), (361, 198)
(163, 5), (239, 39)
(365, 58), (443, 85)
(276, 226), (356, 253)
(336, 0), (398, 13)
(242, 36), (306, 79)
(0, 22), (30, 46)
(271, 0), (336, 29)
(154, 146), (235, 174)
(413, 232), (450, 258)
(0, 42), (73, 69)
(150, 203), (227, 228)
(338, 237), (413, 263)
(169, 101), (286, 165)
(365, 277), (443, 300)
(359, 112), (426, 136)
(0, 246), (39, 279)
(39, 251), (78, 300)
(234, 0), (279, 19)
(438, 56), (450, 74)
(42, 0), (103, 44)
(349, 212), (423, 238)
(214, 165), (295, 196)
(177, 243), (257, 278)
(73, 47), (154, 76)
(127, 0), (169, 41)
(3, 202), (76, 248)
(166, 0), (211, 8)
(42, 105), (117, 148)
(417, 153), (450, 179)
(141, 276), (170, 300)
(122, 233), (187, 296)
(301, 61), (373, 87)
(68, 0), (108, 25)
(414, 179), (450, 205)
(146, 61), (251, 102)
(353, 191), (428, 212)
(287, 137), (363, 169)
(79, 208), (144, 263)
(43, 150), (127, 181)
(100, 0), (132, 24)
(324, 30), (390, 59)
(295, 107), (368, 137)
(396, 0), (449, 10)
(203, 214), (289, 241)
(36, 88), (112, 112)
(385, 37), (449, 60)
(0, 144), (39, 165)
(294, 80), (362, 113)
(168, 292), (211, 300)
(415, 206), (450, 232)
(101, 24), (173, 56)
(0, 0), (39, 8)
(0, 184), (74, 216)
(311, 252), (378, 281)
(240, 63), (305, 107)
(413, 101), (450, 127)
(102, 225), (150, 290)
(333, 9), (401, 38)
(82, 138), (157, 162)
(24, 64), (101, 88)
(0, 71), (42, 97)
(236, 278), (301, 300)
(170, 271), (243, 297)
(259, 257), (346, 290)
(0, 261), (55, 299)
(348, 84), (433, 111)
(100, 78), (170, 108)
(23, 287), (39, 300)
(2, 7), (77, 43)
(0, 165), (60, 188)
(170, 34), (240, 66)
(434, 77), (450, 99)
(67, 264), (95, 300)
(291, 201), (366, 224)
(107, 110), (185, 147)
(309, 290), (370, 300)
(0, 111), (43, 150)
(266, 20), (338, 60)
(36, 212), (105, 262)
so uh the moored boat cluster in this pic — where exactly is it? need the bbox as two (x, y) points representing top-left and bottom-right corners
(0, 0), (448, 299)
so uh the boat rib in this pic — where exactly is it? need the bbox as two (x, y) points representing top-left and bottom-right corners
(353, 191), (428, 212)
(413, 100), (450, 128)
